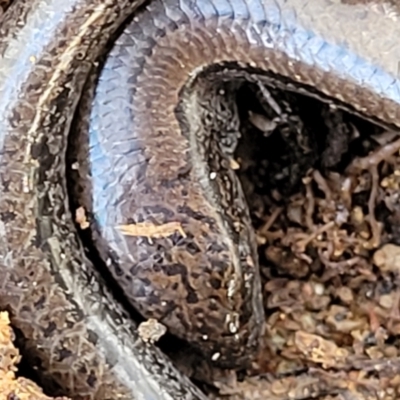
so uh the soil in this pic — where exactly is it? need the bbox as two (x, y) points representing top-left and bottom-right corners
(210, 81), (400, 399)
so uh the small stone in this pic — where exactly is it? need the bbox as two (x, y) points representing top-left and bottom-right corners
(137, 319), (167, 343)
(373, 244), (400, 273)
(336, 286), (354, 304)
(379, 294), (394, 309)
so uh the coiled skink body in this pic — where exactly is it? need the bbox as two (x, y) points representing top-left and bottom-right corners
(1, 0), (400, 399)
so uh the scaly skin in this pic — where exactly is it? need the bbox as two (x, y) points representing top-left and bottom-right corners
(1, 0), (400, 399)
(0, 0), (208, 399)
(77, 0), (400, 368)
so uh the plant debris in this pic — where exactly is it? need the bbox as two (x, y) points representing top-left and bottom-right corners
(117, 221), (186, 239)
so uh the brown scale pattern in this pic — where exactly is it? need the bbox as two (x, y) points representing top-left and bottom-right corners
(1, 0), (400, 399)
(77, 0), (400, 369)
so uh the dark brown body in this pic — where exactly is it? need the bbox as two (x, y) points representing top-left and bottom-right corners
(0, 0), (400, 399)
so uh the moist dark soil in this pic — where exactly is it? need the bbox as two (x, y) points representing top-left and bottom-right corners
(211, 81), (400, 399)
